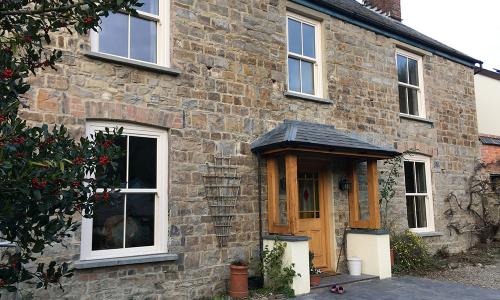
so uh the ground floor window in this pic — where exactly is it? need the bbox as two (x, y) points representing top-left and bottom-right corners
(81, 121), (168, 260)
(403, 154), (435, 232)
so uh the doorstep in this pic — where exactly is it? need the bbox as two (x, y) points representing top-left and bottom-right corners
(311, 274), (379, 290)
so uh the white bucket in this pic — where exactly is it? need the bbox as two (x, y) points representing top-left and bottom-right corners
(347, 256), (362, 276)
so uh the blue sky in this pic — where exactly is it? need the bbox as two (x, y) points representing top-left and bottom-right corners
(401, 0), (500, 70)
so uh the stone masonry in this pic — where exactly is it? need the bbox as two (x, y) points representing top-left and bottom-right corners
(10, 0), (480, 299)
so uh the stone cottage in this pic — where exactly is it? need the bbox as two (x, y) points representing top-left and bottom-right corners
(12, 0), (483, 298)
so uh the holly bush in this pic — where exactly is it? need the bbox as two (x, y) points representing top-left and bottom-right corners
(0, 0), (142, 292)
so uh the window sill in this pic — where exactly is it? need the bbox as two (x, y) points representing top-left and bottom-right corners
(399, 114), (434, 127)
(414, 231), (444, 238)
(284, 91), (334, 104)
(74, 253), (178, 270)
(84, 52), (181, 76)
(0, 243), (15, 248)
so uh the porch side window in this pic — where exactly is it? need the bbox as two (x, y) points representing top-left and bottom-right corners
(267, 156), (291, 234)
(403, 155), (434, 232)
(81, 122), (168, 260)
(396, 49), (425, 117)
(286, 12), (323, 97)
(349, 160), (380, 229)
(90, 0), (170, 66)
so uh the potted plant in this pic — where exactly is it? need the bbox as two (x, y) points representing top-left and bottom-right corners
(229, 259), (249, 298)
(309, 251), (322, 287)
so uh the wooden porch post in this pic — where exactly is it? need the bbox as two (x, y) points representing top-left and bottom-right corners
(285, 154), (299, 234)
(367, 160), (381, 229)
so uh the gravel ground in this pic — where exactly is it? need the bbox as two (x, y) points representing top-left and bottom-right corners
(415, 243), (500, 290)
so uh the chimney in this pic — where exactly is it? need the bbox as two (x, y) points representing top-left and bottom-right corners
(363, 0), (402, 21)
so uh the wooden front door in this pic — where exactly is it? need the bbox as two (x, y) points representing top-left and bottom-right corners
(296, 169), (330, 270)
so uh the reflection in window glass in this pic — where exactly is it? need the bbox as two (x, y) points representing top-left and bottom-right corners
(408, 58), (418, 85)
(134, 0), (159, 15)
(407, 88), (419, 116)
(397, 54), (407, 83)
(288, 18), (302, 54)
(129, 136), (157, 189)
(302, 24), (315, 58)
(277, 157), (288, 225)
(99, 13), (128, 58)
(301, 61), (314, 95)
(356, 162), (369, 220)
(130, 17), (157, 63)
(92, 194), (125, 250)
(125, 194), (155, 248)
(404, 159), (430, 229)
(288, 58), (301, 92)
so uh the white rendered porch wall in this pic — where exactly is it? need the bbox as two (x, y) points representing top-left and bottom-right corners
(263, 236), (310, 295)
(346, 230), (392, 279)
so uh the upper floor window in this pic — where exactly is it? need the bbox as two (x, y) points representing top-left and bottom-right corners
(90, 0), (170, 66)
(81, 122), (168, 260)
(286, 12), (323, 97)
(396, 49), (425, 117)
(403, 154), (434, 232)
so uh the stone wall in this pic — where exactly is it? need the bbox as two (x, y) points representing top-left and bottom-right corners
(13, 0), (479, 298)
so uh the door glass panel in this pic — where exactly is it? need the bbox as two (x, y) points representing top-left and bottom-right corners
(298, 172), (319, 219)
(128, 136), (157, 188)
(277, 157), (288, 225)
(92, 194), (125, 250)
(356, 162), (369, 220)
(125, 194), (155, 248)
(99, 13), (128, 58)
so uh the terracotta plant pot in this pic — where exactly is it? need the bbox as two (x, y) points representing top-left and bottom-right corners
(310, 274), (321, 287)
(390, 248), (395, 268)
(229, 264), (249, 299)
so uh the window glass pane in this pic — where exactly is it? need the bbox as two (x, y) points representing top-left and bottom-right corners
(277, 157), (288, 225)
(356, 162), (370, 220)
(128, 136), (157, 188)
(106, 136), (127, 188)
(406, 196), (416, 228)
(134, 0), (159, 15)
(125, 194), (155, 248)
(303, 23), (315, 58)
(415, 162), (427, 193)
(99, 13), (128, 58)
(288, 58), (301, 92)
(415, 196), (427, 228)
(399, 86), (408, 114)
(404, 161), (415, 193)
(130, 17), (157, 63)
(92, 194), (125, 250)
(301, 60), (314, 95)
(408, 88), (419, 116)
(408, 58), (419, 86)
(288, 18), (302, 54)
(397, 54), (408, 83)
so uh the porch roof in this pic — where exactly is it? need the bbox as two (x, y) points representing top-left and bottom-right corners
(250, 120), (400, 158)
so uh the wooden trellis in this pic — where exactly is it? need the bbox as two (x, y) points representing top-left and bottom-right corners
(203, 155), (241, 247)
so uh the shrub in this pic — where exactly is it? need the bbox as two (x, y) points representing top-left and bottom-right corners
(391, 231), (431, 273)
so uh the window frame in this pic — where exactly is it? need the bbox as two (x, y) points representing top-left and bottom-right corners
(90, 0), (170, 67)
(286, 12), (323, 98)
(403, 154), (435, 233)
(81, 121), (168, 261)
(396, 49), (426, 118)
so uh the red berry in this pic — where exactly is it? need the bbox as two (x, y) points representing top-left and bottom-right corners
(98, 155), (110, 165)
(73, 156), (84, 165)
(102, 192), (110, 201)
(0, 115), (7, 122)
(11, 136), (25, 145)
(1, 68), (13, 79)
(83, 17), (94, 25)
(23, 35), (32, 42)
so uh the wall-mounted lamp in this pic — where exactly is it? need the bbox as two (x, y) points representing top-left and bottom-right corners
(338, 177), (352, 191)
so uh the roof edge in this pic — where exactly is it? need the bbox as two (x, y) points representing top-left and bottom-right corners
(291, 0), (482, 68)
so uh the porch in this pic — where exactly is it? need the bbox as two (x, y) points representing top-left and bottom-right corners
(251, 120), (400, 295)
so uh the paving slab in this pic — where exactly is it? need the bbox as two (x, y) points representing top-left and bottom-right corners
(296, 276), (500, 300)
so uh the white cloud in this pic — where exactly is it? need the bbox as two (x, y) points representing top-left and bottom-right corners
(401, 0), (500, 69)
